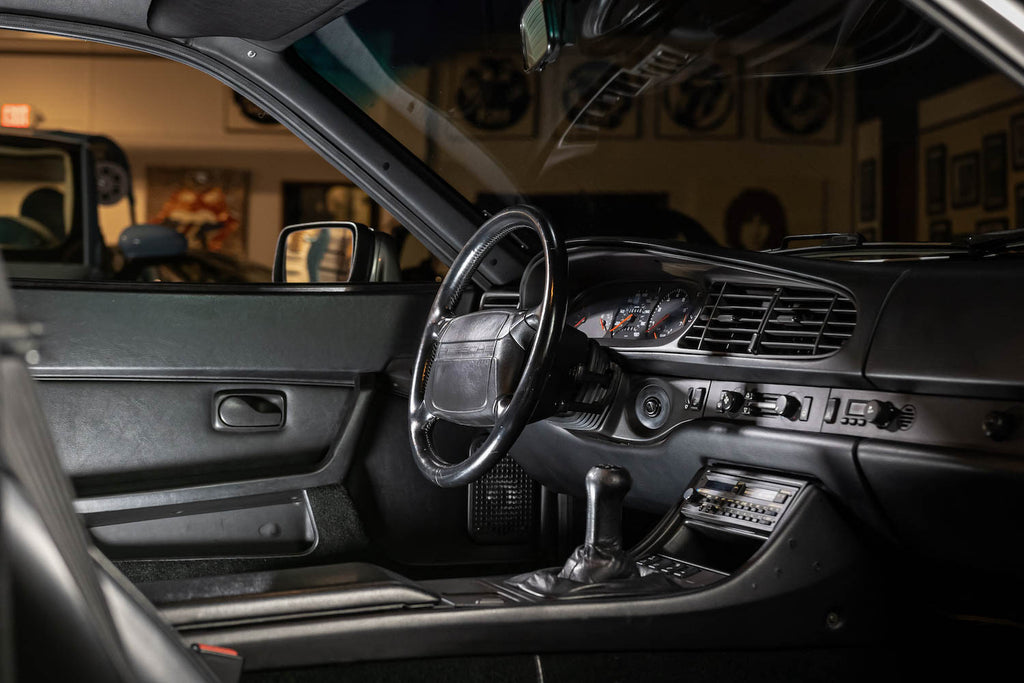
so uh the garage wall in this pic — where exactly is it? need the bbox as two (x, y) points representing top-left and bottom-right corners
(0, 36), (349, 267)
(917, 73), (1024, 239)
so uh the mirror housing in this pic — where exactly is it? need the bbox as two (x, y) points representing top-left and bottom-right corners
(520, 0), (569, 72)
(118, 223), (187, 260)
(272, 221), (400, 283)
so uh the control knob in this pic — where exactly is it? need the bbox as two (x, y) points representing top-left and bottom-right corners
(864, 400), (899, 428)
(773, 395), (801, 420)
(717, 390), (743, 413)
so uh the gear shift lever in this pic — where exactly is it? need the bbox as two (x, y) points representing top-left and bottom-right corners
(558, 465), (639, 583)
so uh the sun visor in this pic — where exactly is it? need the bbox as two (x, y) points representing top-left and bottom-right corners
(147, 0), (369, 50)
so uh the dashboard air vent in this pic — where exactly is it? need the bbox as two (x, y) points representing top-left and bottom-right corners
(681, 281), (856, 357)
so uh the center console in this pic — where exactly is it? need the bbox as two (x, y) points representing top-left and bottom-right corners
(501, 463), (810, 601)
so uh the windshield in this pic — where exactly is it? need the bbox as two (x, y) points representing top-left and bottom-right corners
(294, 0), (1020, 252)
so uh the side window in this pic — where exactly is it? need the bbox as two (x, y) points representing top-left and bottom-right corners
(0, 29), (445, 283)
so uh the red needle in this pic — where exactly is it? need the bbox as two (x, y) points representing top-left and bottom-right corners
(574, 316), (587, 328)
(600, 319), (607, 331)
(609, 314), (634, 332)
(647, 314), (669, 332)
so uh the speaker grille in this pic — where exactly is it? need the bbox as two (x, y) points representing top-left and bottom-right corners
(468, 456), (538, 544)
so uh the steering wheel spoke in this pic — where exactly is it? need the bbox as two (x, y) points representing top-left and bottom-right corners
(408, 206), (567, 487)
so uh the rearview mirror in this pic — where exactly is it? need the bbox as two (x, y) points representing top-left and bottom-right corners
(520, 0), (567, 72)
(273, 221), (400, 283)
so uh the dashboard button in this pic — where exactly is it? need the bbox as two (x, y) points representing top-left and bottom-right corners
(800, 397), (813, 421)
(824, 397), (840, 424)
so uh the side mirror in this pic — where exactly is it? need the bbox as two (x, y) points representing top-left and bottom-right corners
(273, 221), (400, 283)
(118, 223), (187, 260)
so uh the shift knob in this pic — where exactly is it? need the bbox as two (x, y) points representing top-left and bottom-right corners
(557, 464), (638, 583)
(584, 465), (632, 550)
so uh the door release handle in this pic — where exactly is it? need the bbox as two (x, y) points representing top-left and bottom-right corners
(214, 391), (285, 431)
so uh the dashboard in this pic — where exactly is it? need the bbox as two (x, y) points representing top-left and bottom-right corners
(510, 239), (1024, 585)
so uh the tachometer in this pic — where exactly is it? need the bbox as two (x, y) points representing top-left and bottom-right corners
(645, 288), (692, 339)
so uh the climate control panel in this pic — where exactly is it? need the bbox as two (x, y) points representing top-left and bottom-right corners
(702, 382), (1021, 454)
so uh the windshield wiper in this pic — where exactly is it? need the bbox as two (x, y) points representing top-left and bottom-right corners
(950, 228), (1024, 255)
(772, 233), (866, 250)
(763, 232), (969, 261)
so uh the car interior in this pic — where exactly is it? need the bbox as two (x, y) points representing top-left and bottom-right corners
(2, 0), (1024, 682)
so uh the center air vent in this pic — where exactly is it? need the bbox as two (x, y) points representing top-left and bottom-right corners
(681, 281), (856, 357)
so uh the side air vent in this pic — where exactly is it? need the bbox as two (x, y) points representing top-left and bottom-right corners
(479, 290), (520, 310)
(681, 281), (856, 357)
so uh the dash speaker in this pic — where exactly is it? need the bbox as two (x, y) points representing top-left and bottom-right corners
(468, 455), (539, 544)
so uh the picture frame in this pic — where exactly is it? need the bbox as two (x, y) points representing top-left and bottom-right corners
(146, 167), (249, 258)
(925, 144), (946, 215)
(982, 132), (1008, 210)
(858, 158), (877, 223)
(224, 89), (288, 134)
(950, 152), (980, 209)
(1011, 113), (1024, 170)
(439, 53), (539, 139)
(929, 219), (952, 241)
(756, 75), (841, 145)
(281, 182), (383, 227)
(656, 67), (741, 140)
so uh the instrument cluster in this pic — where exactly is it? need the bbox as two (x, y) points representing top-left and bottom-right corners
(569, 282), (701, 342)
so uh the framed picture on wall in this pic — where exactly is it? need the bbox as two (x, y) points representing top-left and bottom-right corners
(982, 132), (1008, 210)
(1011, 113), (1024, 170)
(756, 75), (841, 144)
(656, 68), (741, 140)
(1016, 182), (1024, 229)
(225, 89), (288, 133)
(976, 217), (1008, 233)
(146, 167), (249, 258)
(281, 182), (383, 227)
(439, 53), (539, 139)
(858, 159), (877, 223)
(929, 219), (952, 241)
(950, 152), (980, 208)
(925, 144), (946, 215)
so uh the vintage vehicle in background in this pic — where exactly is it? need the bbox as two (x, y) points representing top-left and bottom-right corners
(0, 127), (273, 282)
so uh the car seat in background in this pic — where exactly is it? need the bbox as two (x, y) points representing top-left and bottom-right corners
(20, 187), (66, 240)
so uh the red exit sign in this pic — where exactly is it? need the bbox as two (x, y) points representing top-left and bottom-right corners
(1, 103), (34, 128)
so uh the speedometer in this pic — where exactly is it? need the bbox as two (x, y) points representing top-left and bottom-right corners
(609, 287), (660, 339)
(645, 288), (692, 339)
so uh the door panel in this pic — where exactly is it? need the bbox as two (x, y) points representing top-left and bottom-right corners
(38, 380), (354, 494)
(14, 282), (436, 564)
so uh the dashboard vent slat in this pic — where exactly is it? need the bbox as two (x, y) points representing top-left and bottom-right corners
(681, 281), (856, 358)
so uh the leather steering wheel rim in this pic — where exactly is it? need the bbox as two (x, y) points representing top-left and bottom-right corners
(409, 205), (567, 487)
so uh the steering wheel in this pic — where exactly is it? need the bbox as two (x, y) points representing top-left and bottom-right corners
(409, 206), (567, 487)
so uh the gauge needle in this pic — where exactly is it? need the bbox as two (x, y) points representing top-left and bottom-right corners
(574, 316), (587, 328)
(600, 319), (607, 332)
(609, 314), (633, 332)
(647, 314), (669, 333)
